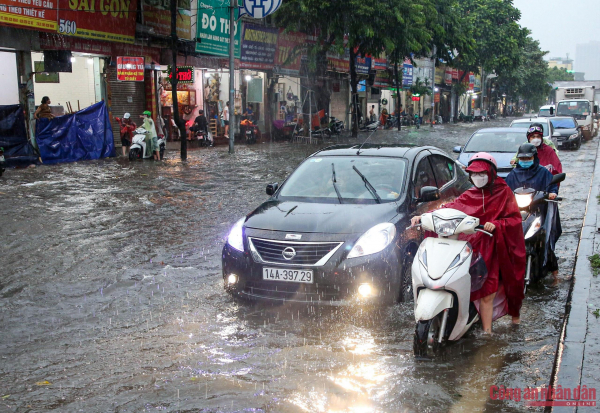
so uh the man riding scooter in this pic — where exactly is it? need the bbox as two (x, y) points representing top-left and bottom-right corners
(411, 153), (526, 333)
(506, 143), (561, 287)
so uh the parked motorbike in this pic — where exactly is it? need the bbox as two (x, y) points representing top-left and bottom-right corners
(360, 120), (379, 131)
(458, 111), (474, 123)
(0, 147), (5, 177)
(194, 130), (213, 147)
(129, 128), (166, 160)
(410, 207), (493, 358)
(513, 173), (565, 293)
(241, 122), (259, 144)
(385, 115), (398, 129)
(328, 116), (344, 135)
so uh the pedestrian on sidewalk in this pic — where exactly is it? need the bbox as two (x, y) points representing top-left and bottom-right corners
(115, 113), (136, 156)
(34, 96), (54, 120)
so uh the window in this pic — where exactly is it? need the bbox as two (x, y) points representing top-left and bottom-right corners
(550, 118), (577, 129)
(413, 157), (437, 198)
(430, 155), (455, 188)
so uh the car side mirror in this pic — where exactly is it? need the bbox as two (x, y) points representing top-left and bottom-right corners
(550, 173), (566, 185)
(453, 146), (462, 153)
(266, 182), (279, 196)
(419, 186), (441, 203)
(553, 131), (561, 137)
(550, 107), (554, 115)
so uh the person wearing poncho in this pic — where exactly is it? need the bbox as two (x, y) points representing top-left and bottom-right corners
(412, 153), (526, 333)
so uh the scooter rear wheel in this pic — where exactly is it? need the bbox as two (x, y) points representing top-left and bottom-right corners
(129, 148), (141, 161)
(413, 314), (443, 359)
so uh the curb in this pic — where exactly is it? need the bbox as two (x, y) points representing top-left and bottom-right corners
(551, 139), (600, 413)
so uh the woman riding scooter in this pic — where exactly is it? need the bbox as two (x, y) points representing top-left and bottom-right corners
(411, 153), (526, 333)
(506, 143), (561, 287)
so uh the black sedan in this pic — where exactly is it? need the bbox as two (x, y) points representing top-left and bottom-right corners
(222, 144), (471, 305)
(549, 116), (582, 149)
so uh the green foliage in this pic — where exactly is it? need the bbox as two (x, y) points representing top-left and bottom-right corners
(593, 309), (600, 319)
(410, 77), (432, 96)
(547, 66), (575, 83)
(588, 254), (600, 276)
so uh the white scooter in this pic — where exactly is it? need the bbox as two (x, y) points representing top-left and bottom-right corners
(410, 208), (493, 358)
(129, 128), (166, 161)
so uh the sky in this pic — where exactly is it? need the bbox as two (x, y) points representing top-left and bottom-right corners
(512, 0), (600, 62)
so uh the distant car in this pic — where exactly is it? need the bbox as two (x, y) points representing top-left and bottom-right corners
(509, 117), (558, 148)
(454, 128), (531, 178)
(549, 116), (582, 149)
(222, 144), (471, 305)
(538, 105), (555, 117)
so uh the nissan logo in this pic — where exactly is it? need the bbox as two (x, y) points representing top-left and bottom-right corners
(282, 247), (296, 260)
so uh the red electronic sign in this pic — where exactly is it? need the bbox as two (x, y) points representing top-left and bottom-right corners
(168, 66), (194, 84)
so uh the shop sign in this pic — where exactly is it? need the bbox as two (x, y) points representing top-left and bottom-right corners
(142, 0), (191, 40)
(0, 0), (58, 32)
(412, 96), (420, 101)
(327, 48), (350, 73)
(0, 0), (137, 42)
(167, 66), (194, 83)
(435, 66), (445, 84)
(373, 57), (387, 71)
(240, 23), (278, 70)
(274, 29), (306, 76)
(402, 61), (413, 88)
(117, 56), (144, 81)
(373, 70), (392, 89)
(196, 0), (241, 58)
(444, 68), (453, 85)
(469, 73), (475, 90)
(434, 92), (440, 103)
(239, 0), (281, 18)
(355, 56), (371, 75)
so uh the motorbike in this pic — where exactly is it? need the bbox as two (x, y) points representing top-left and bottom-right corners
(360, 120), (379, 131)
(458, 111), (474, 123)
(129, 128), (166, 161)
(0, 147), (5, 177)
(241, 121), (259, 144)
(328, 116), (344, 135)
(410, 207), (493, 358)
(385, 115), (398, 129)
(513, 173), (565, 293)
(194, 129), (213, 147)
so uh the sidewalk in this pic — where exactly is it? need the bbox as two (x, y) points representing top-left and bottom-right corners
(552, 140), (600, 413)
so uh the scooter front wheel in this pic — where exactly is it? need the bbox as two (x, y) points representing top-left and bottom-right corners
(413, 314), (443, 359)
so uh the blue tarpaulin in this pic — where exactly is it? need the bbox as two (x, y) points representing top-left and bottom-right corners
(36, 101), (115, 164)
(0, 104), (38, 166)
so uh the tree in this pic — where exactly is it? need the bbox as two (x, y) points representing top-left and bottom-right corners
(547, 66), (575, 83)
(512, 36), (551, 111)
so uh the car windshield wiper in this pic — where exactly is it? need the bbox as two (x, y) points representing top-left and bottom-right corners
(352, 165), (381, 203)
(331, 163), (343, 204)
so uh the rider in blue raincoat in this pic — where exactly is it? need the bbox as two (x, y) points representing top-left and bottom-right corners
(506, 143), (561, 286)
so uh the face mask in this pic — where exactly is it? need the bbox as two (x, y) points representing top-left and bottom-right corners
(471, 174), (488, 188)
(519, 160), (534, 168)
(530, 138), (542, 147)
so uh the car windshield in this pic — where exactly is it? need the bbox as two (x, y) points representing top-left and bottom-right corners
(550, 118), (577, 129)
(510, 121), (548, 135)
(464, 131), (529, 153)
(538, 109), (552, 117)
(278, 156), (407, 204)
(557, 101), (590, 116)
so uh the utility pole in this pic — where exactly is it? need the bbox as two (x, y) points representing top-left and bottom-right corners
(394, 61), (401, 131)
(171, 0), (186, 160)
(228, 0), (236, 154)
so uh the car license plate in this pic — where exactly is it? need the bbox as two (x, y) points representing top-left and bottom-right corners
(262, 267), (313, 283)
(246, 130), (252, 134)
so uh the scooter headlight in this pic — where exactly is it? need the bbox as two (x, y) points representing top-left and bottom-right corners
(347, 223), (396, 259)
(515, 193), (533, 208)
(227, 218), (245, 252)
(446, 243), (472, 273)
(432, 216), (463, 237)
(525, 217), (542, 239)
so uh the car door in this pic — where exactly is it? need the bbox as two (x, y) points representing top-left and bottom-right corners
(410, 152), (445, 216)
(429, 154), (465, 201)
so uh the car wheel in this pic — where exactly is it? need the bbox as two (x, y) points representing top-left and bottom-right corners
(399, 257), (414, 302)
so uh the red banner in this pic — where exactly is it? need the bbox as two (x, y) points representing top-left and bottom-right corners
(117, 56), (144, 81)
(275, 29), (306, 75)
(0, 0), (57, 32)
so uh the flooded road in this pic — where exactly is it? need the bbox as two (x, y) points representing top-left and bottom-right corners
(0, 119), (595, 412)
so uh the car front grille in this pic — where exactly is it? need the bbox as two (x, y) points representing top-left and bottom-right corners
(243, 280), (345, 303)
(248, 238), (343, 266)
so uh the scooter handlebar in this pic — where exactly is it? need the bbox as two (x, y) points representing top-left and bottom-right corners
(475, 225), (493, 237)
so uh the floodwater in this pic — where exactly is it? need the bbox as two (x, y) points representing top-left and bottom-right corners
(0, 119), (595, 412)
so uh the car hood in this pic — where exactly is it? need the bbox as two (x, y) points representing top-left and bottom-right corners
(244, 200), (399, 234)
(457, 152), (515, 178)
(553, 128), (578, 136)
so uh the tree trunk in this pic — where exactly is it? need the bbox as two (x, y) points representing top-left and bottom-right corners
(171, 0), (186, 160)
(349, 47), (358, 137)
(454, 70), (469, 123)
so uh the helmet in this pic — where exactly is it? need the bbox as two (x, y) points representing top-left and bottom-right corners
(526, 123), (544, 138)
(467, 152), (497, 171)
(517, 143), (537, 158)
(123, 113), (131, 119)
(143, 110), (152, 117)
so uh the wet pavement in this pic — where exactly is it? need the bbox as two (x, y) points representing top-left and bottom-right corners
(0, 118), (596, 412)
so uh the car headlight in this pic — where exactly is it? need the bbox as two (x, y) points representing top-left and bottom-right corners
(446, 243), (472, 273)
(227, 218), (245, 252)
(515, 193), (533, 208)
(347, 223), (396, 258)
(417, 241), (427, 269)
(432, 216), (463, 237)
(569, 133), (579, 139)
(525, 217), (542, 239)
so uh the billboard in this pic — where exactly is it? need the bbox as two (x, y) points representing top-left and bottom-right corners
(240, 23), (278, 70)
(117, 56), (144, 81)
(274, 29), (306, 76)
(196, 0), (241, 58)
(142, 0), (191, 40)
